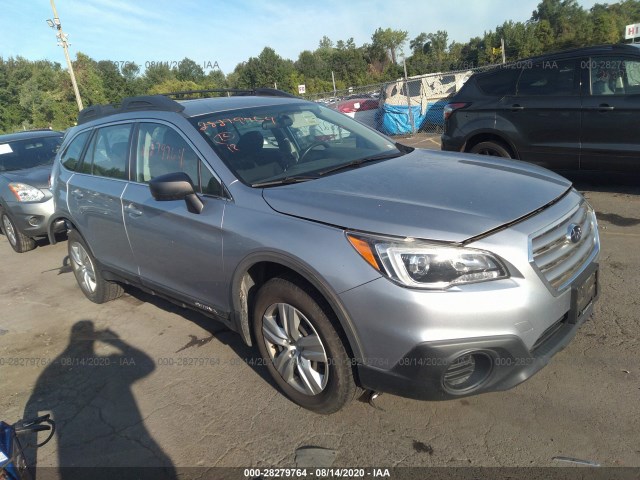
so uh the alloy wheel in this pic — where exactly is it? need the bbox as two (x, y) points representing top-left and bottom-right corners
(261, 302), (329, 396)
(69, 241), (97, 293)
(2, 215), (17, 247)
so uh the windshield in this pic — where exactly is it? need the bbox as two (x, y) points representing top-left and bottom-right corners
(0, 135), (62, 172)
(190, 102), (401, 186)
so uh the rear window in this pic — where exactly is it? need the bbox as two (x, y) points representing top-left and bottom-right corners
(0, 135), (62, 172)
(475, 67), (520, 96)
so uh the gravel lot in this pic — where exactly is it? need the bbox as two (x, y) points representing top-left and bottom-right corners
(0, 142), (638, 477)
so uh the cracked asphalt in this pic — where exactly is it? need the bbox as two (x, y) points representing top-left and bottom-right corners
(0, 144), (639, 474)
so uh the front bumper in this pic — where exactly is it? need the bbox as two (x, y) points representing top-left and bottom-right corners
(2, 197), (54, 237)
(357, 274), (596, 400)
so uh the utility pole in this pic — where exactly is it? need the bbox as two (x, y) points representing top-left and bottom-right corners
(47, 0), (83, 111)
(501, 37), (506, 64)
(403, 57), (415, 136)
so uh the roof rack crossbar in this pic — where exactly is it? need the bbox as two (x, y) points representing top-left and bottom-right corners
(76, 88), (296, 125)
(120, 95), (185, 112)
(160, 88), (297, 99)
(77, 95), (184, 125)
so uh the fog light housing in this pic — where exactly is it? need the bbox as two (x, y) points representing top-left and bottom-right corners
(27, 216), (40, 227)
(442, 352), (493, 394)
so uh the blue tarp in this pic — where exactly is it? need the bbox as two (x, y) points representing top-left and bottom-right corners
(377, 100), (447, 135)
(378, 104), (425, 136)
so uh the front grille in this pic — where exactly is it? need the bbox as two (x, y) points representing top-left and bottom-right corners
(530, 201), (599, 292)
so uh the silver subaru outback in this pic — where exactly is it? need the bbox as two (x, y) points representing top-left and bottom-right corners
(48, 91), (599, 413)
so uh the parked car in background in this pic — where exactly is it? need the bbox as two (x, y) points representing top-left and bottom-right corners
(442, 43), (640, 173)
(0, 130), (64, 252)
(49, 91), (599, 413)
(328, 96), (380, 130)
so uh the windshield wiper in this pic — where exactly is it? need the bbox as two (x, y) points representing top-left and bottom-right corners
(251, 175), (319, 188)
(317, 152), (403, 177)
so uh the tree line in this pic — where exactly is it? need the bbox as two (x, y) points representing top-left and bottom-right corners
(1, 0), (639, 133)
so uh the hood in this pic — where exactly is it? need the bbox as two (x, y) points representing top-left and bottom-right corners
(1, 165), (52, 190)
(262, 150), (571, 242)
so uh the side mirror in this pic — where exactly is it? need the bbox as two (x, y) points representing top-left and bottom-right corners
(149, 172), (204, 214)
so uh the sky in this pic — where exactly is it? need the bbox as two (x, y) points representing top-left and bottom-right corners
(1, 0), (606, 74)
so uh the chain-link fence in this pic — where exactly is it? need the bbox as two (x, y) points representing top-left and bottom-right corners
(304, 64), (500, 138)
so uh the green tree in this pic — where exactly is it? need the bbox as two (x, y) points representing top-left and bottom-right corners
(371, 27), (409, 65)
(97, 60), (126, 103)
(232, 47), (295, 91)
(175, 58), (205, 83)
(72, 52), (107, 106)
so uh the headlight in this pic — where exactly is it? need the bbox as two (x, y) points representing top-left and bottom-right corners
(347, 232), (508, 289)
(8, 183), (45, 202)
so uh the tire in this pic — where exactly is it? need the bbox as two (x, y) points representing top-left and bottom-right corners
(1, 212), (36, 253)
(252, 277), (357, 414)
(67, 229), (123, 304)
(469, 141), (512, 158)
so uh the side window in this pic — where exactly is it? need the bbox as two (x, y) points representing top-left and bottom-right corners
(60, 131), (90, 171)
(590, 57), (636, 95)
(517, 60), (577, 96)
(476, 67), (520, 96)
(625, 59), (640, 92)
(200, 164), (224, 197)
(82, 124), (131, 179)
(136, 123), (222, 195)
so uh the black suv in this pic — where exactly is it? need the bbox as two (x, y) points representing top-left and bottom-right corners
(442, 44), (640, 173)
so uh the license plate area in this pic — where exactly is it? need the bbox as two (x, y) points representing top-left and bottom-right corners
(569, 263), (599, 324)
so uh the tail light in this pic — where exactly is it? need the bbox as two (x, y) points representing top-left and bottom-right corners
(443, 102), (469, 121)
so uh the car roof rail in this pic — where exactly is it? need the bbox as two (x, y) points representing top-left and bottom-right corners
(77, 95), (185, 125)
(160, 88), (297, 99)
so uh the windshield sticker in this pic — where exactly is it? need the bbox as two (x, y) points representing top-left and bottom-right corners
(198, 116), (275, 131)
(0, 144), (13, 155)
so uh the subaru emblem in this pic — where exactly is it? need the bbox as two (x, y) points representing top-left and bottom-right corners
(567, 224), (583, 244)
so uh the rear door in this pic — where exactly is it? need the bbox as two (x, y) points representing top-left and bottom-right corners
(580, 55), (640, 172)
(66, 123), (136, 273)
(121, 121), (228, 313)
(497, 59), (581, 170)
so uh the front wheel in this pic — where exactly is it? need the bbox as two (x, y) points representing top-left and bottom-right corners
(1, 212), (36, 253)
(469, 140), (512, 158)
(253, 277), (357, 414)
(67, 229), (123, 304)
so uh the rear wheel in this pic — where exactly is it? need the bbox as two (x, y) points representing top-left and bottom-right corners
(1, 212), (36, 253)
(253, 277), (357, 414)
(67, 229), (123, 303)
(469, 140), (512, 158)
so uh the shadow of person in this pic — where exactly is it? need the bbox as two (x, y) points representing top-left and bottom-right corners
(23, 320), (176, 479)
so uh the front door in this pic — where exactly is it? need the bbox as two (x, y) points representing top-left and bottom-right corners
(121, 122), (228, 314)
(498, 59), (581, 170)
(580, 55), (640, 172)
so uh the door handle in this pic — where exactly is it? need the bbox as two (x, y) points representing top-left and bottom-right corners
(586, 104), (615, 112)
(71, 189), (83, 199)
(124, 203), (143, 217)
(510, 104), (524, 111)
